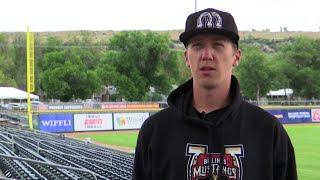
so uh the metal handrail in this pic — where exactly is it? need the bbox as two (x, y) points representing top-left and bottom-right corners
(38, 148), (112, 164)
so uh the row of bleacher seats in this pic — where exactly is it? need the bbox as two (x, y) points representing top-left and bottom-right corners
(0, 126), (134, 180)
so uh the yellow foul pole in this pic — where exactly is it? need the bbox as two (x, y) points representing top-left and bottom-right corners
(26, 26), (35, 129)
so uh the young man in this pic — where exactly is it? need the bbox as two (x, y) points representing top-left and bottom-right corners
(132, 8), (297, 180)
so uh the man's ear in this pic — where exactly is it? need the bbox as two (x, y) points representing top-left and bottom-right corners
(232, 49), (241, 67)
(185, 51), (190, 68)
(186, 58), (190, 68)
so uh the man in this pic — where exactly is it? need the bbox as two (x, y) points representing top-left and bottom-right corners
(132, 8), (297, 180)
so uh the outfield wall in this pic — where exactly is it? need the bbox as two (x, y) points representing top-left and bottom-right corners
(32, 111), (155, 133)
(264, 106), (320, 124)
(31, 107), (320, 133)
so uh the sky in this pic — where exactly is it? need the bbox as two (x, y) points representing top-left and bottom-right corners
(1, 0), (319, 32)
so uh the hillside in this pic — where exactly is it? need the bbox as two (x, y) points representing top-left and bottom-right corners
(6, 30), (320, 44)
(39, 30), (320, 41)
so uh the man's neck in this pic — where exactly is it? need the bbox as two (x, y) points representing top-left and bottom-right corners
(192, 84), (231, 113)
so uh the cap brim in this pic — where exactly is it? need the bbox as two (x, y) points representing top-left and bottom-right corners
(179, 28), (239, 47)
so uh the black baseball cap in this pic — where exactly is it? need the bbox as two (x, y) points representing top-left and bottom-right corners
(179, 8), (239, 48)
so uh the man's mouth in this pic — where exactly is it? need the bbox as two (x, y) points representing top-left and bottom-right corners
(200, 67), (215, 71)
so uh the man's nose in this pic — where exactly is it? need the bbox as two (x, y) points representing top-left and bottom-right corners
(201, 47), (213, 61)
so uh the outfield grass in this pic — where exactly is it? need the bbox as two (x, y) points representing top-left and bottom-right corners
(74, 124), (320, 179)
(77, 131), (139, 148)
(284, 124), (320, 180)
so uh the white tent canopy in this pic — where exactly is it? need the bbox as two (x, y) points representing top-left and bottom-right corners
(0, 87), (39, 100)
(267, 88), (293, 96)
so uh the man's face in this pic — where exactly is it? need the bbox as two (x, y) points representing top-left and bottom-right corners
(184, 33), (241, 90)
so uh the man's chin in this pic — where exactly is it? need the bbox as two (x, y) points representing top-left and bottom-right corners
(199, 80), (217, 90)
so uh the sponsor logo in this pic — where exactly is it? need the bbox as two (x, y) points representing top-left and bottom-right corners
(274, 114), (283, 119)
(117, 116), (126, 126)
(288, 111), (310, 120)
(312, 109), (320, 122)
(41, 120), (72, 127)
(84, 114), (103, 128)
(116, 116), (145, 126)
(84, 119), (102, 128)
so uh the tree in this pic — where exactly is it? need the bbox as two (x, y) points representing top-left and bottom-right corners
(40, 49), (100, 101)
(0, 33), (17, 87)
(67, 31), (102, 69)
(0, 68), (17, 87)
(236, 45), (277, 101)
(294, 67), (320, 99)
(279, 36), (319, 69)
(10, 32), (27, 89)
(278, 36), (320, 98)
(265, 53), (293, 91)
(39, 34), (105, 101)
(170, 49), (191, 85)
(97, 31), (180, 101)
(0, 33), (10, 53)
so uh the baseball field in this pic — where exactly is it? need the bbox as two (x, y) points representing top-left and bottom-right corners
(69, 123), (320, 180)
(284, 124), (320, 180)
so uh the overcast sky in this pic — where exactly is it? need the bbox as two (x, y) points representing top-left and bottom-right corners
(1, 0), (319, 32)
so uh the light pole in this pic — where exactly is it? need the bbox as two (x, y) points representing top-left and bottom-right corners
(149, 86), (153, 102)
(195, 0), (197, 12)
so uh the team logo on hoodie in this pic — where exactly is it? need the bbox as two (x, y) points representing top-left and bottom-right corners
(186, 143), (244, 180)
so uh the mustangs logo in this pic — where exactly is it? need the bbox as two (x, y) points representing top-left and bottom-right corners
(186, 143), (244, 180)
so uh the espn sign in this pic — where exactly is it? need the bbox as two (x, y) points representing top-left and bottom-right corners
(311, 109), (320, 122)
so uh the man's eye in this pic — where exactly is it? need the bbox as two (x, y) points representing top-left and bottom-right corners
(213, 42), (224, 47)
(192, 43), (202, 48)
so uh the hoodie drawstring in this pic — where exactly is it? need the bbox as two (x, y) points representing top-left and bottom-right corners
(206, 122), (227, 179)
(202, 111), (225, 180)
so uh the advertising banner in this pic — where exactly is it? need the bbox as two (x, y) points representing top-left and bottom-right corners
(311, 109), (320, 122)
(285, 109), (311, 123)
(74, 113), (113, 131)
(268, 109), (311, 124)
(101, 103), (159, 109)
(48, 104), (84, 110)
(39, 114), (73, 132)
(36, 105), (48, 110)
(113, 112), (149, 130)
(101, 104), (127, 109)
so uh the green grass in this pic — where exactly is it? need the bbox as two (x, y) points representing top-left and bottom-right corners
(284, 124), (320, 180)
(77, 131), (139, 148)
(74, 124), (320, 179)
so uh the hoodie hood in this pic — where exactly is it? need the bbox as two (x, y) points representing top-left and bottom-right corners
(167, 75), (242, 125)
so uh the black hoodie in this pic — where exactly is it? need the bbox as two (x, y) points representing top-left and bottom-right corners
(132, 75), (297, 180)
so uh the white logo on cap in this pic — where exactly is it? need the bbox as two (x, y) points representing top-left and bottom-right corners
(197, 12), (222, 29)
